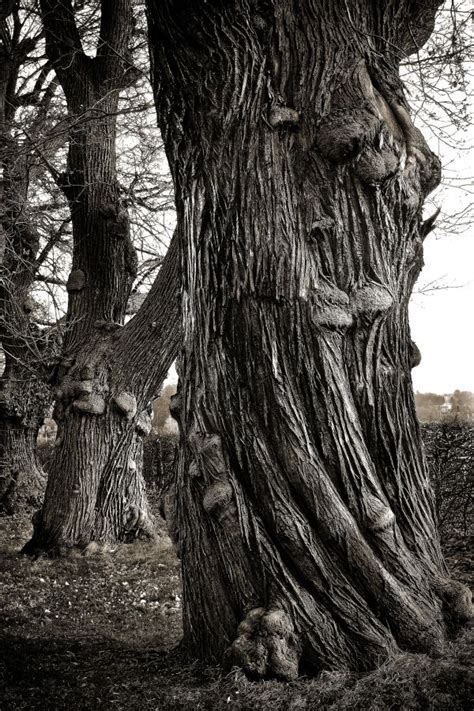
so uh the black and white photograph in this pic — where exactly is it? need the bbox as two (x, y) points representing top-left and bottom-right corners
(0, 1), (472, 708)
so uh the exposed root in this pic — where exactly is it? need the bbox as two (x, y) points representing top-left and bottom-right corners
(225, 607), (300, 680)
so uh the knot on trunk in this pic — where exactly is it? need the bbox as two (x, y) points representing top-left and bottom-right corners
(56, 375), (105, 415)
(66, 269), (85, 292)
(308, 214), (335, 241)
(268, 105), (300, 130)
(353, 132), (400, 185)
(365, 495), (395, 532)
(80, 364), (95, 380)
(310, 282), (352, 329)
(169, 393), (182, 421)
(73, 380), (93, 396)
(136, 410), (152, 437)
(225, 607), (300, 680)
(351, 283), (394, 316)
(202, 481), (234, 520)
(113, 391), (137, 420)
(389, 101), (442, 196)
(190, 431), (227, 477)
(434, 577), (472, 624)
(99, 204), (129, 238)
(22, 296), (36, 313)
(317, 105), (382, 163)
(409, 340), (422, 368)
(189, 430), (237, 524)
(72, 393), (106, 415)
(123, 503), (155, 540)
(188, 460), (201, 479)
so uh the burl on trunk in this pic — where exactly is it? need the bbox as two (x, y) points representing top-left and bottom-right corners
(147, 0), (471, 676)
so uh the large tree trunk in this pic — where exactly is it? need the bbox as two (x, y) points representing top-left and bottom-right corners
(24, 231), (180, 555)
(147, 0), (471, 676)
(22, 0), (155, 552)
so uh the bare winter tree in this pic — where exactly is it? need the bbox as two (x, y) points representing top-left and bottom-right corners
(146, 0), (471, 677)
(23, 0), (180, 554)
(0, 2), (63, 512)
(1, 0), (176, 515)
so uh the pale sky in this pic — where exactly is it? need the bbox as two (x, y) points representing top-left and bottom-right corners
(410, 126), (473, 394)
(410, 232), (473, 393)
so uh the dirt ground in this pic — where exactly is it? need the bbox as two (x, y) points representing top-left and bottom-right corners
(0, 507), (472, 710)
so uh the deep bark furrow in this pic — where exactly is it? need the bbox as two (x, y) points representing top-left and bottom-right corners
(145, 0), (471, 675)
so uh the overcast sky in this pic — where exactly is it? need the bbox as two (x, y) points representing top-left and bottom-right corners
(410, 118), (473, 394)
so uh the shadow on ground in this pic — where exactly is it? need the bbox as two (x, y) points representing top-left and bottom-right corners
(0, 509), (472, 710)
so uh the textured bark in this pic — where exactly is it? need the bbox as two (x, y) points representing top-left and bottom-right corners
(21, 0), (148, 551)
(147, 0), (471, 676)
(0, 10), (50, 512)
(24, 230), (180, 555)
(0, 417), (45, 514)
(40, 0), (138, 348)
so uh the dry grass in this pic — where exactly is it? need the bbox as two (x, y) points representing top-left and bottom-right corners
(0, 510), (472, 710)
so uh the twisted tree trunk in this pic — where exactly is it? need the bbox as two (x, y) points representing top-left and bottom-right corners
(147, 0), (471, 676)
(24, 231), (180, 555)
(22, 0), (168, 553)
(0, 14), (50, 513)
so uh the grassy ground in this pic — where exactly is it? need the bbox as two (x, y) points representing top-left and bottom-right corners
(0, 505), (472, 710)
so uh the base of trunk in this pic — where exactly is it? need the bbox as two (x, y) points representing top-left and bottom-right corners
(21, 435), (156, 557)
(22, 499), (156, 557)
(0, 421), (46, 515)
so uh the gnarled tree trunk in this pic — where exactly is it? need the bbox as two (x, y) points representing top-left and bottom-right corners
(22, 0), (157, 552)
(0, 13), (50, 513)
(147, 0), (471, 676)
(24, 231), (180, 555)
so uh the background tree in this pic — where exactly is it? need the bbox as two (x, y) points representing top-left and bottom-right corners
(0, 1), (65, 512)
(415, 392), (446, 421)
(0, 0), (176, 527)
(23, 0), (181, 554)
(147, 0), (471, 678)
(450, 390), (474, 421)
